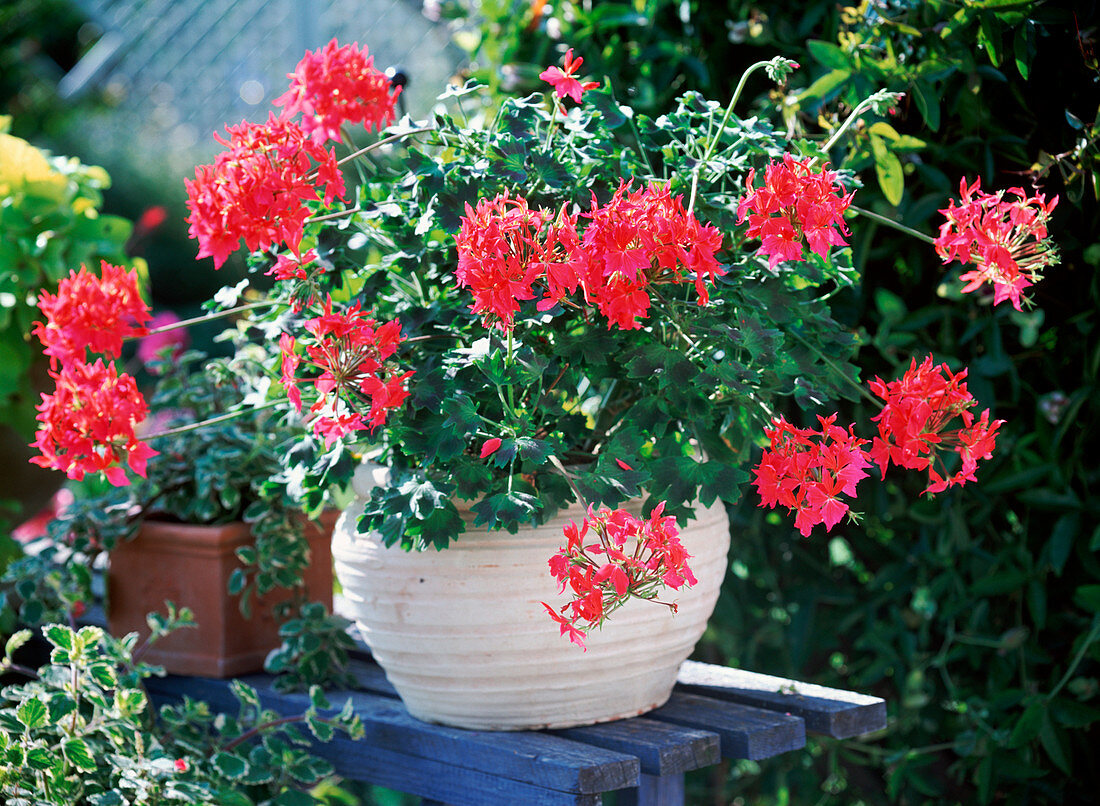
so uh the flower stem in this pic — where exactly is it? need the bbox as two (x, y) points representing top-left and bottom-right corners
(505, 329), (516, 416)
(688, 59), (774, 213)
(220, 715), (307, 753)
(144, 400), (284, 441)
(141, 301), (282, 337)
(544, 95), (563, 152)
(787, 328), (881, 408)
(850, 205), (936, 245)
(821, 100), (873, 154)
(334, 127), (434, 168)
(1047, 613), (1100, 701)
(306, 205), (362, 225)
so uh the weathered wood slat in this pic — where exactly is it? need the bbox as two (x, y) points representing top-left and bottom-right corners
(617, 773), (687, 806)
(676, 660), (887, 739)
(318, 741), (604, 806)
(146, 674), (639, 796)
(647, 692), (806, 761)
(553, 717), (719, 776)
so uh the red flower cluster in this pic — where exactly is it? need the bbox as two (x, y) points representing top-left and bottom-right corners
(454, 194), (579, 330)
(752, 414), (870, 537)
(934, 177), (1059, 310)
(737, 154), (852, 271)
(185, 114), (345, 269)
(575, 182), (724, 329)
(539, 47), (599, 103)
(31, 262), (158, 486)
(868, 356), (1004, 494)
(280, 297), (413, 445)
(454, 184), (723, 331)
(274, 38), (401, 145)
(30, 359), (157, 487)
(269, 248), (319, 282)
(542, 503), (697, 649)
(32, 261), (151, 367)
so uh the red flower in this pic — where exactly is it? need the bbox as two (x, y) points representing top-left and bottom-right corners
(539, 47), (599, 103)
(480, 437), (502, 459)
(737, 154), (852, 270)
(279, 297), (412, 445)
(30, 359), (158, 487)
(934, 177), (1059, 310)
(576, 182), (724, 329)
(274, 38), (401, 145)
(752, 414), (870, 537)
(32, 261), (151, 367)
(185, 114), (345, 269)
(454, 194), (579, 330)
(269, 248), (319, 282)
(867, 355), (1004, 495)
(544, 503), (696, 647)
(174, 758), (188, 774)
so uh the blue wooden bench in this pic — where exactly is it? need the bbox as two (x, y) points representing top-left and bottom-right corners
(145, 653), (886, 805)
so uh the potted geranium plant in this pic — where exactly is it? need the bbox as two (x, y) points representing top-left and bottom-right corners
(21, 324), (346, 682)
(26, 40), (1059, 729)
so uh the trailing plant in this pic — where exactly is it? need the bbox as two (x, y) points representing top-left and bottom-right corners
(0, 622), (363, 805)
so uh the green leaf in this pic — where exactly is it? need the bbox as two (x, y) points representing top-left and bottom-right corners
(63, 738), (96, 772)
(273, 790), (316, 806)
(869, 135), (904, 206)
(910, 80), (941, 132)
(1013, 24), (1032, 79)
(585, 87), (628, 129)
(1051, 697), (1100, 728)
(5, 629), (31, 658)
(1048, 513), (1079, 575)
(798, 69), (850, 102)
(230, 679), (262, 712)
(308, 684), (329, 710)
(806, 39), (849, 71)
(1074, 585), (1100, 613)
(398, 477), (454, 520)
(25, 745), (53, 770)
(1007, 702), (1043, 748)
(1039, 712), (1072, 774)
(874, 288), (907, 323)
(88, 792), (125, 806)
(44, 624), (74, 651)
(17, 697), (48, 730)
(978, 14), (1001, 67)
(306, 711), (334, 742)
(471, 491), (541, 531)
(212, 751), (249, 781)
(971, 569), (1028, 597)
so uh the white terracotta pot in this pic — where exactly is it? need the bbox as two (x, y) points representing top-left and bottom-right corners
(332, 464), (731, 730)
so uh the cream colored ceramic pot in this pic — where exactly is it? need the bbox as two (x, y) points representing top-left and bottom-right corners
(332, 464), (731, 730)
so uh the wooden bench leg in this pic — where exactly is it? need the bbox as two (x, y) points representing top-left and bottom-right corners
(617, 772), (685, 806)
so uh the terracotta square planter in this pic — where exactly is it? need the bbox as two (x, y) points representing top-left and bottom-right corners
(107, 517), (333, 678)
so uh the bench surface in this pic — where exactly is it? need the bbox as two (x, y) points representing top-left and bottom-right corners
(145, 654), (886, 806)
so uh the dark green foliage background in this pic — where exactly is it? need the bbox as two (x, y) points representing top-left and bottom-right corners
(451, 1), (1100, 802)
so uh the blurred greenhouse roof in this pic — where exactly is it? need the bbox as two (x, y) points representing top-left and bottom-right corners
(59, 0), (460, 177)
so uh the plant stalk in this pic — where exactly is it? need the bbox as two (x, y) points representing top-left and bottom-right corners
(144, 400), (284, 441)
(850, 205), (936, 245)
(141, 301), (282, 338)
